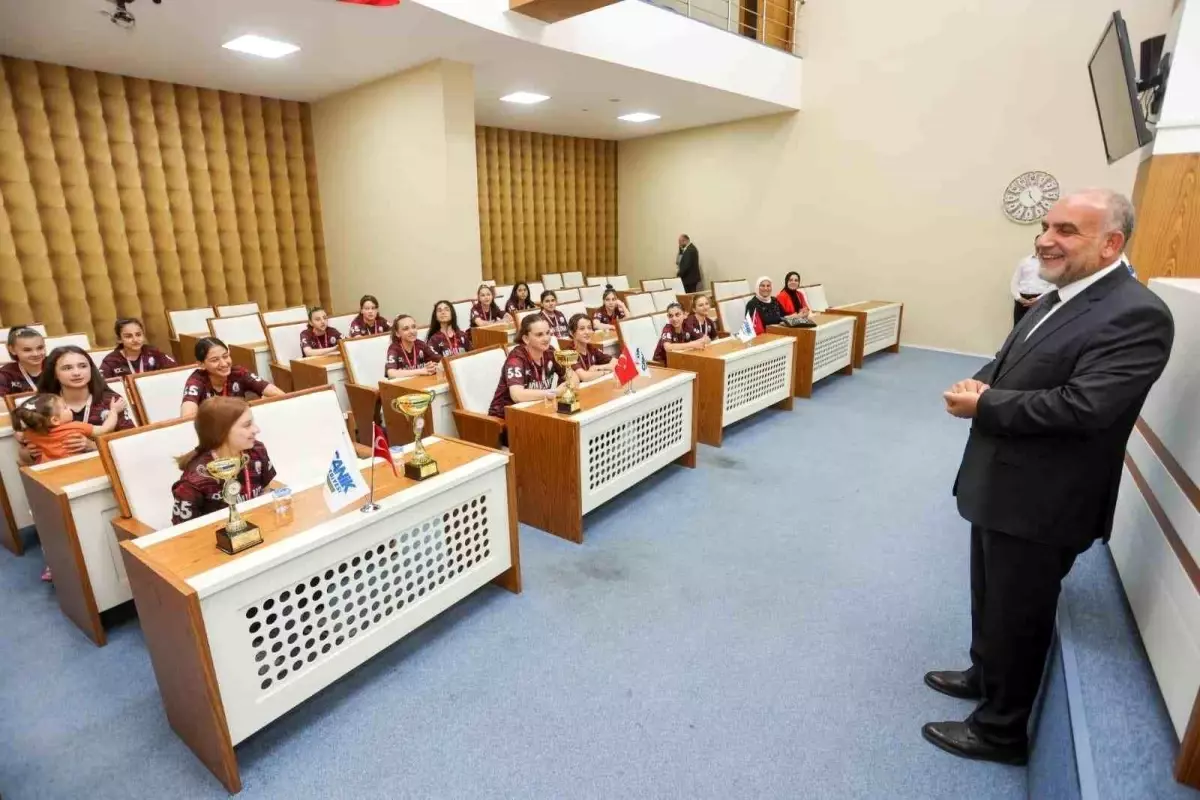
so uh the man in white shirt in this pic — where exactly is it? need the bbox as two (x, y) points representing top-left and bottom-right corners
(1009, 236), (1055, 326)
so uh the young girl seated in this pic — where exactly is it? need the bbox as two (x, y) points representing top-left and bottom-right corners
(13, 392), (128, 464)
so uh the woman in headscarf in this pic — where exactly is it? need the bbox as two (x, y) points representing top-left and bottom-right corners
(744, 276), (804, 327)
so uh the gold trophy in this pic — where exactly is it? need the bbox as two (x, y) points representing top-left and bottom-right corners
(553, 350), (581, 414)
(392, 390), (440, 480)
(199, 455), (264, 555)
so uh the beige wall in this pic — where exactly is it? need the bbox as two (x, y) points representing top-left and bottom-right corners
(312, 60), (481, 323)
(619, 0), (1174, 354)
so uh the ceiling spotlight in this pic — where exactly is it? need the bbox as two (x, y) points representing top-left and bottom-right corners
(223, 34), (300, 59)
(501, 92), (550, 105)
(618, 112), (660, 123)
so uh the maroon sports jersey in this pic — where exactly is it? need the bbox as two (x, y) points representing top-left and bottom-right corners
(469, 302), (505, 326)
(0, 362), (42, 396)
(67, 389), (135, 431)
(683, 315), (718, 341)
(427, 329), (471, 358)
(99, 345), (176, 379)
(505, 297), (536, 313)
(571, 344), (612, 372)
(653, 324), (697, 363)
(348, 314), (389, 338)
(182, 366), (270, 405)
(384, 339), (440, 375)
(171, 440), (276, 525)
(593, 307), (626, 327)
(299, 325), (343, 354)
(540, 310), (569, 338)
(488, 344), (566, 419)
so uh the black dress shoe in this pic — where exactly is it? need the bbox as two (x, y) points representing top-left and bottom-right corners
(921, 721), (1028, 766)
(924, 669), (982, 700)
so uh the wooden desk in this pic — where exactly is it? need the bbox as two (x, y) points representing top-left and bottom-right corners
(291, 355), (349, 412)
(823, 300), (904, 368)
(20, 453), (130, 644)
(558, 330), (620, 358)
(665, 334), (796, 447)
(0, 413), (32, 555)
(767, 313), (856, 398)
(229, 341), (271, 380)
(120, 439), (519, 794)
(506, 368), (698, 543)
(472, 322), (514, 351)
(177, 332), (206, 368)
(378, 375), (458, 446)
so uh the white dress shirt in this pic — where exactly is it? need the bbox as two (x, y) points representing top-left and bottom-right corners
(1011, 255), (1055, 300)
(1025, 260), (1126, 339)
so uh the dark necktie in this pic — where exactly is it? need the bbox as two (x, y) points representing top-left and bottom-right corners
(1020, 290), (1061, 342)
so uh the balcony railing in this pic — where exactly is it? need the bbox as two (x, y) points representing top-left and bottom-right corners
(645, 0), (803, 56)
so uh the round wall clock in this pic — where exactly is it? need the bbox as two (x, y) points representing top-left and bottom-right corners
(1002, 171), (1060, 224)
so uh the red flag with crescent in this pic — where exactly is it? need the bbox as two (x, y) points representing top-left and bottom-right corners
(372, 422), (398, 475)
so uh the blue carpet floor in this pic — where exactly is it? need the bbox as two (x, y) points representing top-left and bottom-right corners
(0, 348), (1180, 799)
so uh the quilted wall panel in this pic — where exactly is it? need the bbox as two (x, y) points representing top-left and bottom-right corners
(476, 126), (617, 285)
(0, 57), (330, 347)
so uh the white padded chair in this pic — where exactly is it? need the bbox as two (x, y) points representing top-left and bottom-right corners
(266, 321), (307, 366)
(579, 285), (604, 307)
(447, 347), (506, 415)
(514, 309), (540, 326)
(616, 316), (662, 365)
(586, 277), (607, 286)
(608, 275), (630, 290)
(129, 365), (196, 424)
(527, 282), (545, 303)
(713, 279), (751, 300)
(451, 300), (474, 328)
(641, 278), (667, 292)
(651, 289), (677, 311)
(555, 288), (581, 303)
(106, 420), (200, 531)
(561, 271), (584, 288)
(216, 302), (260, 317)
(260, 306), (308, 326)
(542, 274), (564, 291)
(167, 308), (214, 339)
(666, 277), (685, 293)
(341, 333), (392, 386)
(416, 326), (430, 342)
(493, 285), (512, 310)
(557, 301), (587, 320)
(43, 333), (92, 353)
(482, 279), (496, 287)
(650, 313), (668, 334)
(625, 293), (656, 317)
(209, 314), (267, 346)
(717, 294), (753, 333)
(802, 284), (830, 312)
(88, 348), (112, 369)
(328, 312), (357, 335)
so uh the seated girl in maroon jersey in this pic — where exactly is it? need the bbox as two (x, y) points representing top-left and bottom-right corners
(427, 301), (471, 358)
(385, 315), (440, 379)
(348, 294), (389, 338)
(591, 289), (628, 330)
(171, 397), (279, 525)
(504, 282), (536, 323)
(13, 392), (128, 464)
(299, 307), (343, 357)
(567, 314), (613, 382)
(487, 315), (579, 420)
(653, 303), (710, 363)
(538, 291), (570, 338)
(100, 318), (177, 379)
(17, 345), (136, 465)
(181, 337), (283, 419)
(683, 294), (720, 341)
(0, 327), (46, 396)
(469, 284), (505, 327)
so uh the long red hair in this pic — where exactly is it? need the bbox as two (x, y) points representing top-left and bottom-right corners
(175, 397), (250, 468)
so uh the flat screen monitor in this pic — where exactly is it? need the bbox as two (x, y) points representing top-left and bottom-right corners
(1088, 11), (1153, 164)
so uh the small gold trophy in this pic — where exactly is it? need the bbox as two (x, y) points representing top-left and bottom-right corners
(200, 455), (264, 555)
(553, 350), (581, 414)
(392, 391), (440, 480)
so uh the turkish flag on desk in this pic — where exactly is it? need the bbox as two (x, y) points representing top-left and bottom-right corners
(372, 423), (398, 476)
(613, 343), (639, 387)
(338, 0), (401, 5)
(752, 311), (765, 336)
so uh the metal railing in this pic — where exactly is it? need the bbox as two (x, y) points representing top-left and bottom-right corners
(646, 0), (804, 56)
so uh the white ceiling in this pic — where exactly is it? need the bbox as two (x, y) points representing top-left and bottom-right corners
(0, 0), (789, 139)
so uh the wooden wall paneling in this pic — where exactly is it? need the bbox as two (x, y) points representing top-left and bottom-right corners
(1129, 152), (1200, 283)
(282, 101), (315, 308)
(241, 95), (280, 309)
(128, 78), (175, 348)
(0, 59), (41, 326)
(299, 104), (331, 310)
(196, 88), (237, 310)
(219, 92), (254, 307)
(262, 98), (294, 309)
(176, 84), (227, 322)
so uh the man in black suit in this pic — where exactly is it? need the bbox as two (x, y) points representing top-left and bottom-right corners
(676, 234), (701, 293)
(923, 189), (1174, 765)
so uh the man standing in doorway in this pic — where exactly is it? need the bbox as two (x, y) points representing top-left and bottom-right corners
(677, 234), (701, 293)
(924, 189), (1174, 766)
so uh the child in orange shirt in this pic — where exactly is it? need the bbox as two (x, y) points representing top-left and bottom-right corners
(12, 393), (128, 464)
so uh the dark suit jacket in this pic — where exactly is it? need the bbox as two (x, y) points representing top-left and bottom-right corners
(677, 243), (701, 291)
(954, 267), (1174, 549)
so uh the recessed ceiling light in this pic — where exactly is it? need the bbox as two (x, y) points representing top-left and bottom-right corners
(500, 92), (550, 105)
(222, 35), (300, 59)
(618, 112), (660, 123)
